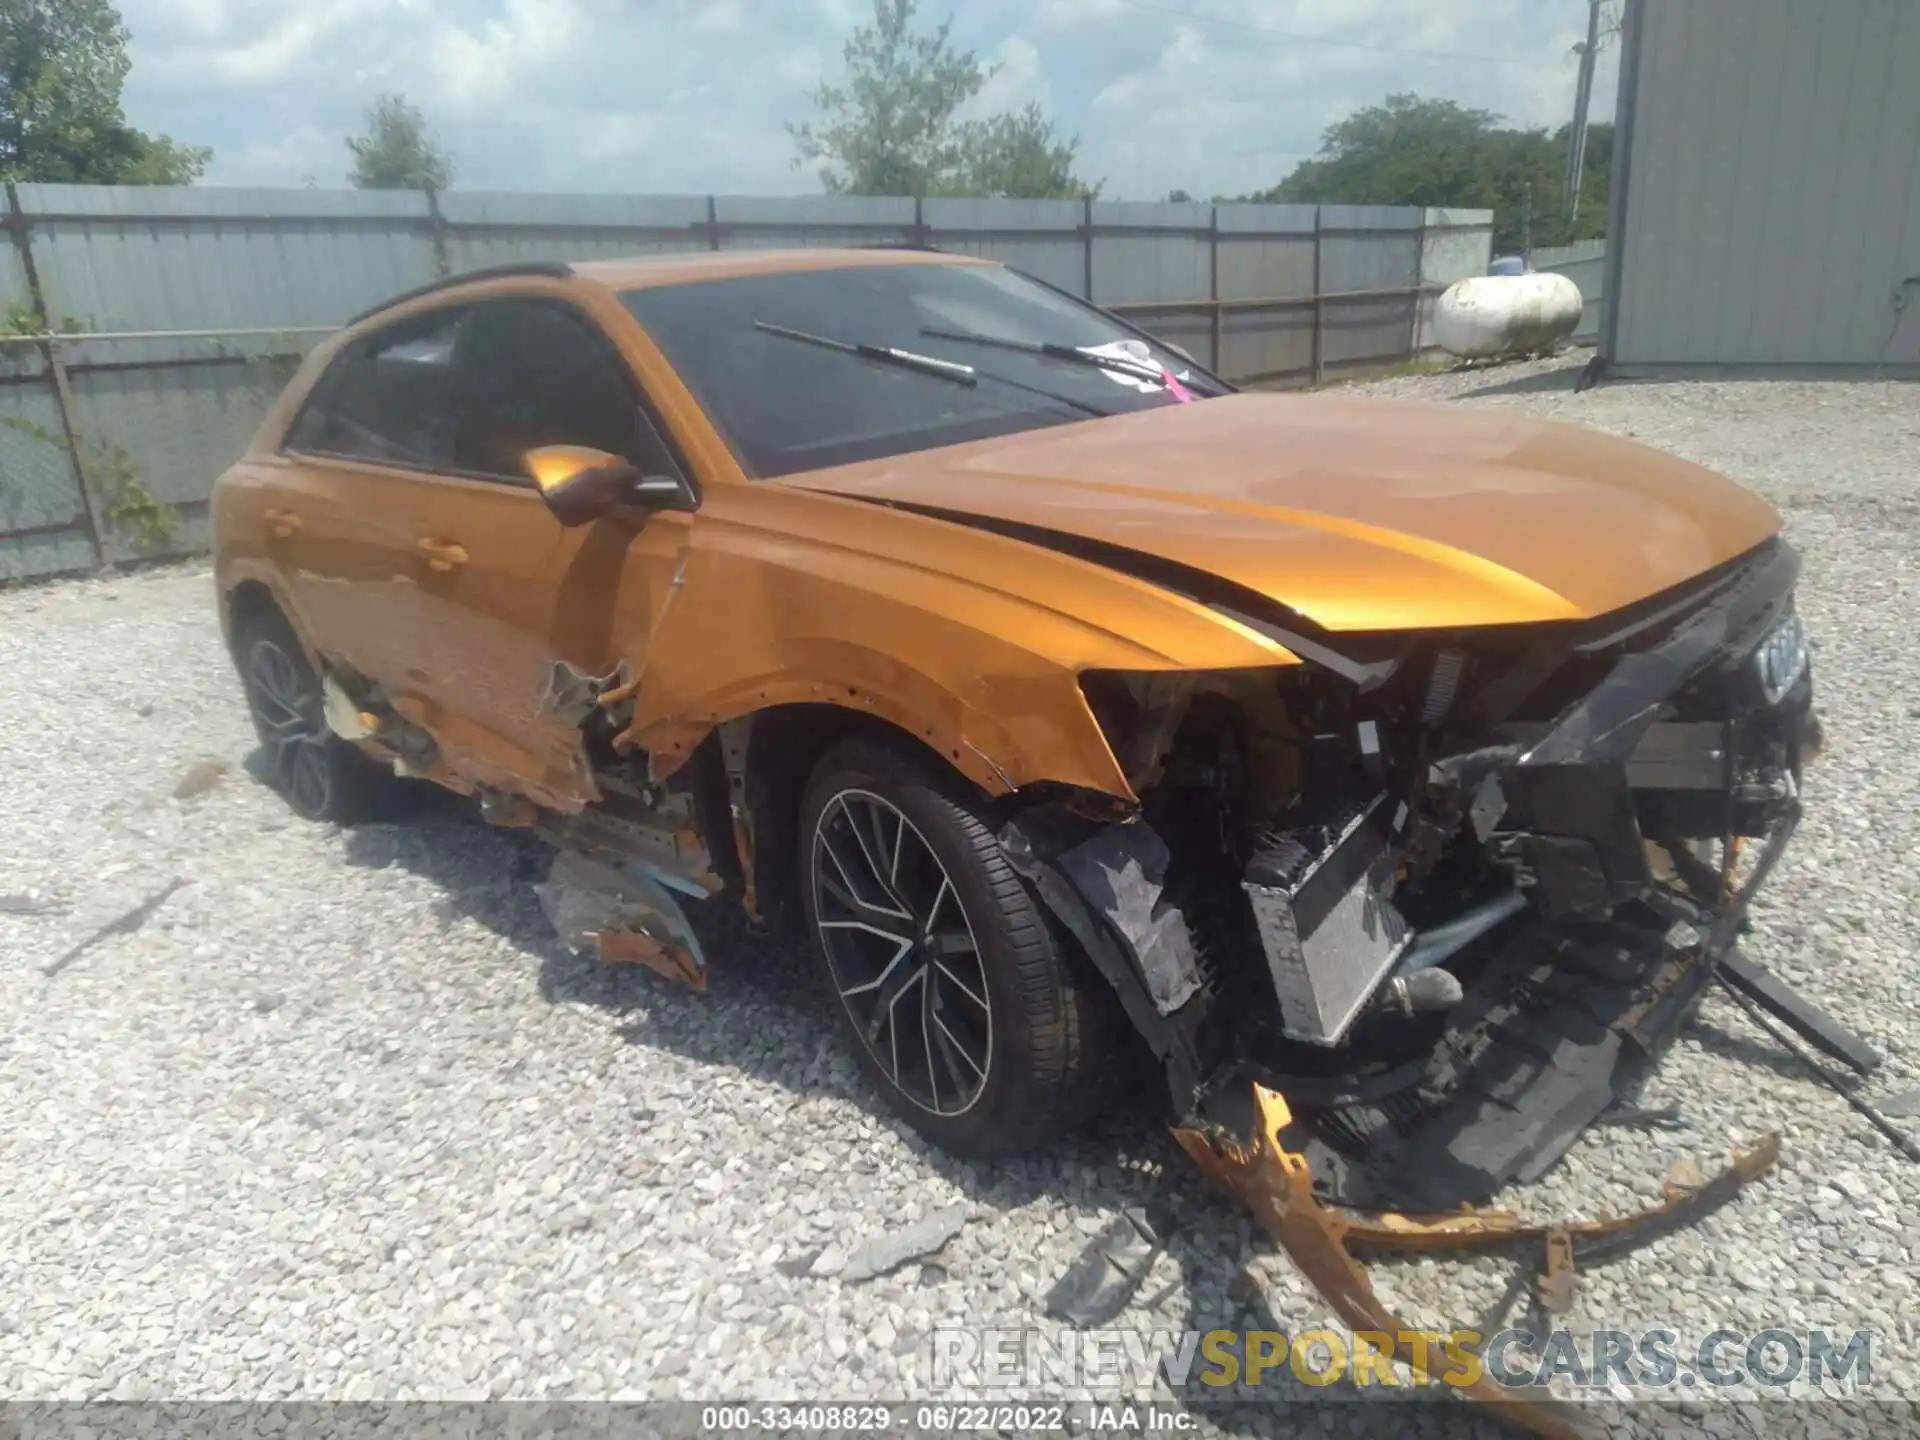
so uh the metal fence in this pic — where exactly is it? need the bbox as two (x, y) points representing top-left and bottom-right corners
(1530, 239), (1607, 344)
(0, 184), (1491, 583)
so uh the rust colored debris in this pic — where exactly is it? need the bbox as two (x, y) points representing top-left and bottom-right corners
(1173, 1083), (1781, 1440)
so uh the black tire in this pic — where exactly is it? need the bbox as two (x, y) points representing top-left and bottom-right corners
(797, 738), (1116, 1157)
(232, 604), (400, 826)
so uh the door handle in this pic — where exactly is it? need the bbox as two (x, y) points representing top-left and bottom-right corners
(264, 507), (302, 538)
(417, 538), (469, 573)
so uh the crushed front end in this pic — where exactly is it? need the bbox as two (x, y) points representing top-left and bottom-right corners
(1004, 536), (1836, 1209)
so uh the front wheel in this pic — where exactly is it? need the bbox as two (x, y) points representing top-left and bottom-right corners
(797, 739), (1115, 1157)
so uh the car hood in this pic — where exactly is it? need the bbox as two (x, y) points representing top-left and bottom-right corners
(776, 392), (1784, 632)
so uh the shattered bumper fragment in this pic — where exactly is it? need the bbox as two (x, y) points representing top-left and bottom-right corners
(535, 849), (708, 989)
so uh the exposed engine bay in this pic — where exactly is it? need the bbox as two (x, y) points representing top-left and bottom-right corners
(1003, 535), (1845, 1210)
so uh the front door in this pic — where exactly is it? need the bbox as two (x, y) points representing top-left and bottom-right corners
(277, 296), (694, 808)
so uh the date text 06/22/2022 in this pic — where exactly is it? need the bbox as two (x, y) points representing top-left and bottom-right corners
(697, 1404), (1190, 1434)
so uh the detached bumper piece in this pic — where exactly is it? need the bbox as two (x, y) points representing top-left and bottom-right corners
(1174, 1084), (1780, 1440)
(535, 848), (708, 990)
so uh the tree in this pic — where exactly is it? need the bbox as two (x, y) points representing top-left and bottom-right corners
(0, 0), (210, 184)
(1244, 94), (1611, 252)
(347, 93), (454, 191)
(953, 103), (1096, 200)
(790, 0), (1095, 199)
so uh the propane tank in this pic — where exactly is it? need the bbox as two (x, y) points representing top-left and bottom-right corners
(1432, 272), (1584, 360)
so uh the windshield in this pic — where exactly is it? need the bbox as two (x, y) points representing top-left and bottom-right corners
(618, 261), (1227, 479)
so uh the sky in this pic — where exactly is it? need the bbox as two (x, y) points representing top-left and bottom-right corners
(116, 0), (1621, 200)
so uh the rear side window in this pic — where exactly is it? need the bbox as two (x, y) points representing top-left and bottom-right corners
(286, 310), (464, 469)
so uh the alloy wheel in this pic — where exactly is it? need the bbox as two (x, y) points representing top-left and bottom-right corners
(245, 637), (334, 818)
(810, 789), (993, 1117)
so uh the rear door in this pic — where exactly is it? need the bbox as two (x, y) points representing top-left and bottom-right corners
(271, 307), (471, 702)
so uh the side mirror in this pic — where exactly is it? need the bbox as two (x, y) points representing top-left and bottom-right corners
(525, 445), (684, 527)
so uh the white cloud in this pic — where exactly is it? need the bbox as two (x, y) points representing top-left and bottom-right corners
(427, 0), (584, 112)
(1032, 0), (1125, 34)
(963, 35), (1053, 120)
(113, 0), (1622, 199)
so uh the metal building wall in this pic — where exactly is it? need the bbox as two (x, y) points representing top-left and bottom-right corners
(1607, 0), (1920, 369)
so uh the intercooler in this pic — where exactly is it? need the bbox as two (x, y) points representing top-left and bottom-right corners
(1242, 793), (1412, 1045)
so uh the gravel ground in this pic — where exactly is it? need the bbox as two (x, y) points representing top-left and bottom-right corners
(2, 356), (1917, 1435)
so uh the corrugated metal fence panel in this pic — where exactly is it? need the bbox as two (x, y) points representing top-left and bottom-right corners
(0, 346), (95, 581)
(714, 194), (916, 250)
(17, 185), (433, 333)
(439, 192), (711, 270)
(1215, 205), (1317, 384)
(63, 333), (316, 563)
(922, 198), (1083, 294)
(1416, 208), (1495, 350)
(1530, 239), (1607, 343)
(1088, 201), (1214, 363)
(1090, 201), (1210, 302)
(1317, 204), (1420, 378)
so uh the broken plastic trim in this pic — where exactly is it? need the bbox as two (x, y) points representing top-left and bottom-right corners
(999, 811), (1207, 1114)
(535, 849), (708, 990)
(1173, 1084), (1780, 1440)
(1519, 539), (1800, 770)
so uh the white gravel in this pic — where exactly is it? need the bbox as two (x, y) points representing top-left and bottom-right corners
(1, 357), (1916, 1433)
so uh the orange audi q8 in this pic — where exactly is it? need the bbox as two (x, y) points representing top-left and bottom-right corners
(213, 247), (1826, 1209)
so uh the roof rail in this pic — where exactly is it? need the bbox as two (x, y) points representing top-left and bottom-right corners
(344, 260), (574, 328)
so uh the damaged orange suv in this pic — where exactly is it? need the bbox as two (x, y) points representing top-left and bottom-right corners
(214, 247), (1830, 1209)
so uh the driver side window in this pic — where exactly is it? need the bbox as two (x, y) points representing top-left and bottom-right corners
(449, 298), (641, 482)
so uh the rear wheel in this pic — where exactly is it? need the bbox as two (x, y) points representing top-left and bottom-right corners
(233, 605), (396, 825)
(798, 739), (1115, 1157)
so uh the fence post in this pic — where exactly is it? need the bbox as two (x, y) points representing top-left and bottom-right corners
(423, 186), (451, 277)
(913, 195), (929, 250)
(706, 195), (722, 251)
(1208, 206), (1222, 373)
(1081, 194), (1095, 300)
(3, 182), (105, 567)
(1408, 210), (1428, 362)
(1310, 206), (1325, 388)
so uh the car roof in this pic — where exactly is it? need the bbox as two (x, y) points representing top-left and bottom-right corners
(341, 247), (999, 332)
(571, 246), (993, 292)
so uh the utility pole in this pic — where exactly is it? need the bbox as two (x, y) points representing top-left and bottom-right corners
(1563, 0), (1603, 225)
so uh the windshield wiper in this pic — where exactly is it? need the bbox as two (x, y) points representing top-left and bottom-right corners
(754, 321), (979, 385)
(921, 325), (1207, 389)
(757, 319), (1111, 419)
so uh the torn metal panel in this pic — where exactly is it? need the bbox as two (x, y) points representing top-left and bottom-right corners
(536, 658), (634, 726)
(537, 772), (724, 898)
(536, 848), (707, 990)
